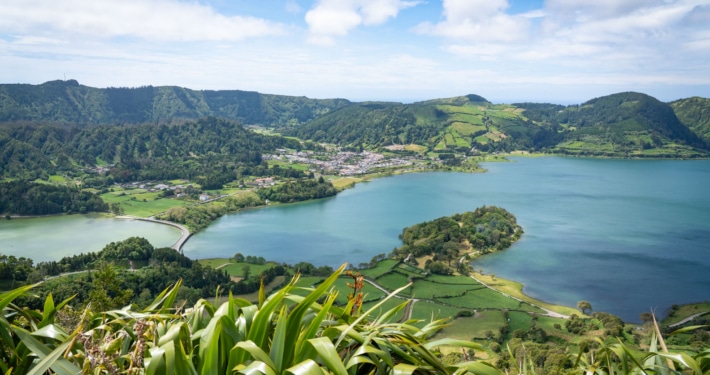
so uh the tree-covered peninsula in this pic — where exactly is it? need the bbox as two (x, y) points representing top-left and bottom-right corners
(391, 206), (523, 275)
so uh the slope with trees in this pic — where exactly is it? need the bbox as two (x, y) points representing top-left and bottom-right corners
(0, 80), (351, 126)
(391, 206), (523, 274)
(671, 96), (710, 145)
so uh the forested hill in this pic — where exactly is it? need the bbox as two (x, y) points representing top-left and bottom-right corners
(670, 96), (710, 145)
(0, 80), (350, 126)
(286, 92), (709, 158)
(0, 117), (304, 180)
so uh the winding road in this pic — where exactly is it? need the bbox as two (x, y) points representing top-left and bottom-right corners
(116, 216), (191, 252)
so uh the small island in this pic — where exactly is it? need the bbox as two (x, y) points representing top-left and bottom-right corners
(391, 206), (523, 275)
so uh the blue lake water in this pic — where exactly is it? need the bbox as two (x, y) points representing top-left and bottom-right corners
(183, 157), (710, 321)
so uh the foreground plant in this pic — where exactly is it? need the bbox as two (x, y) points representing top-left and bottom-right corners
(1, 264), (501, 374)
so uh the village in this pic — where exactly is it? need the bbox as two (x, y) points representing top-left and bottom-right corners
(101, 148), (431, 203)
(263, 148), (424, 176)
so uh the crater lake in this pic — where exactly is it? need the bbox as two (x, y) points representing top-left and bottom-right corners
(183, 157), (710, 321)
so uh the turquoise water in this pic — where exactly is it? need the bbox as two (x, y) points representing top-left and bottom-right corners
(183, 157), (710, 321)
(0, 214), (180, 262)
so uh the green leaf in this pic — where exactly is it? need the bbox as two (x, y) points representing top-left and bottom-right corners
(455, 361), (503, 375)
(32, 324), (68, 341)
(423, 338), (483, 351)
(233, 340), (276, 370)
(14, 327), (81, 375)
(295, 292), (337, 364)
(238, 361), (278, 375)
(286, 359), (327, 375)
(270, 305), (290, 372)
(0, 283), (36, 311)
(669, 325), (709, 335)
(147, 346), (168, 375)
(656, 353), (703, 375)
(308, 337), (347, 375)
(392, 363), (421, 375)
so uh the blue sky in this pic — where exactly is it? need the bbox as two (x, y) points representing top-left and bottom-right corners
(1, 0), (709, 104)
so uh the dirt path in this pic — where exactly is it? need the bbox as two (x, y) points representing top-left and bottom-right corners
(668, 311), (710, 328)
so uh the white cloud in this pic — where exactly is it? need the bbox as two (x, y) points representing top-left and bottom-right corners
(0, 0), (287, 42)
(305, 0), (419, 44)
(415, 0), (531, 43)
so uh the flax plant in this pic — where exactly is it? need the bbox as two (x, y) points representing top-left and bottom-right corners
(0, 264), (498, 374)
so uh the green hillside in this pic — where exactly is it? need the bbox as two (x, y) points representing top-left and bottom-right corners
(1, 83), (708, 158)
(671, 96), (710, 145)
(0, 117), (302, 180)
(0, 80), (350, 126)
(286, 95), (552, 154)
(518, 92), (708, 157)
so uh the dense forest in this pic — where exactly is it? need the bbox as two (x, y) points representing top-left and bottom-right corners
(0, 117), (303, 181)
(256, 177), (337, 203)
(391, 206), (523, 274)
(0, 80), (351, 126)
(0, 180), (107, 215)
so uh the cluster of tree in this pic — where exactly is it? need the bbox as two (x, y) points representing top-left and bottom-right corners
(286, 103), (444, 148)
(6, 237), (291, 311)
(0, 117), (304, 182)
(0, 255), (34, 288)
(391, 206), (523, 273)
(0, 80), (351, 126)
(157, 192), (263, 232)
(232, 253), (267, 264)
(0, 180), (107, 215)
(256, 177), (337, 203)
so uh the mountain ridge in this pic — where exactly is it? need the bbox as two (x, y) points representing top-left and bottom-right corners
(0, 81), (708, 158)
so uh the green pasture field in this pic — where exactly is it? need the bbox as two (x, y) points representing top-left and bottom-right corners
(425, 274), (480, 285)
(100, 191), (189, 217)
(330, 177), (361, 190)
(409, 279), (482, 299)
(48, 175), (68, 183)
(361, 297), (407, 321)
(396, 262), (426, 276)
(374, 273), (412, 296)
(435, 287), (523, 310)
(662, 302), (710, 326)
(451, 122), (485, 136)
(507, 311), (534, 336)
(410, 301), (466, 323)
(404, 144), (428, 153)
(474, 135), (490, 144)
(359, 259), (398, 278)
(472, 272), (580, 317)
(221, 275), (287, 304)
(437, 310), (507, 341)
(267, 159), (310, 171)
(197, 260), (279, 278)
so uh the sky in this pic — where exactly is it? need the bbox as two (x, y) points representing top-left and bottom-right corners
(1, 0), (709, 104)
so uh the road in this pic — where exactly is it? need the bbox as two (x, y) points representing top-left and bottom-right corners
(668, 311), (710, 328)
(116, 215), (191, 252)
